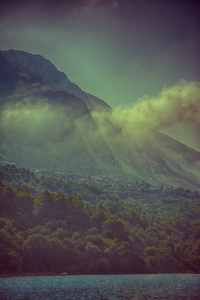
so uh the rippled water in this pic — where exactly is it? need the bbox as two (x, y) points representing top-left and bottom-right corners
(0, 274), (200, 299)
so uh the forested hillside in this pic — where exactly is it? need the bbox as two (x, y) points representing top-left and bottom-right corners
(1, 165), (199, 221)
(0, 165), (200, 275)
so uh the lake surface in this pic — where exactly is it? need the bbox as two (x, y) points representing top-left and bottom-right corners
(0, 274), (199, 299)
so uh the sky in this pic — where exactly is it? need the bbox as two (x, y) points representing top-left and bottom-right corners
(0, 0), (200, 107)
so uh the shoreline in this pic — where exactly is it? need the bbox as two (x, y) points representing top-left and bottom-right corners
(0, 271), (198, 278)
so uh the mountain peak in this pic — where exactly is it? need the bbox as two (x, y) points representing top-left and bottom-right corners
(2, 49), (110, 111)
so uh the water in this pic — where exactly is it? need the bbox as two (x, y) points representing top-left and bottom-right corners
(0, 274), (199, 300)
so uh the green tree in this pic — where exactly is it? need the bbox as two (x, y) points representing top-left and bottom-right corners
(102, 217), (128, 242)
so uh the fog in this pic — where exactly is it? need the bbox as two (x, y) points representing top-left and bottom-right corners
(92, 80), (200, 151)
(0, 79), (199, 186)
(1, 80), (200, 154)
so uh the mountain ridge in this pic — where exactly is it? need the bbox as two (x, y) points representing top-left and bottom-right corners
(1, 49), (110, 111)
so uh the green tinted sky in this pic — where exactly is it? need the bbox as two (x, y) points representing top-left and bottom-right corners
(0, 0), (199, 107)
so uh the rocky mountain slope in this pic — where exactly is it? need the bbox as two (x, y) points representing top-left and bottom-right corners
(1, 49), (110, 111)
(0, 50), (199, 189)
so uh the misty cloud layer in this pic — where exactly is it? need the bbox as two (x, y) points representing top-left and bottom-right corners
(1, 80), (199, 155)
(0, 103), (93, 148)
(92, 80), (200, 150)
(0, 78), (199, 188)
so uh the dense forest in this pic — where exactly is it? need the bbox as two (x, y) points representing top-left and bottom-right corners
(0, 165), (200, 275)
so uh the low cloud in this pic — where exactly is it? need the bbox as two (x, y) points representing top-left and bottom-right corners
(92, 80), (200, 150)
(1, 80), (200, 155)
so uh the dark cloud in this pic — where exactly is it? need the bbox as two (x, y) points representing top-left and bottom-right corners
(1, 0), (199, 43)
(1, 0), (199, 21)
(0, 0), (117, 19)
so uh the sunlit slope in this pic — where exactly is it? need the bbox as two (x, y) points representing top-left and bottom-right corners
(153, 133), (200, 181)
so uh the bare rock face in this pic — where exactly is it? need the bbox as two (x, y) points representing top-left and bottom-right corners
(1, 49), (110, 111)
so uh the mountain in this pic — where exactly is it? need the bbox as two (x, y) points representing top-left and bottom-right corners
(0, 49), (199, 190)
(1, 49), (110, 111)
(0, 51), (89, 114)
(0, 50), (122, 177)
